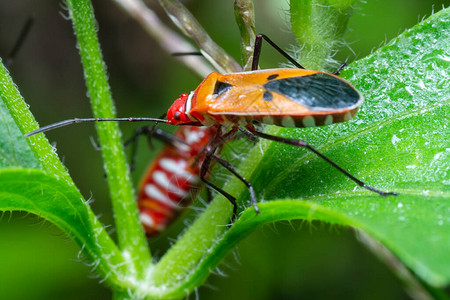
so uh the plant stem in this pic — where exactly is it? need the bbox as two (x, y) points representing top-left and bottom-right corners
(65, 0), (151, 275)
(152, 194), (233, 287)
(357, 230), (434, 300)
(157, 0), (243, 73)
(290, 0), (357, 71)
(113, 0), (214, 78)
(234, 0), (256, 71)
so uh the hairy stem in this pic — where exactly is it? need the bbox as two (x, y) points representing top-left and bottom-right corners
(234, 0), (256, 71)
(65, 0), (152, 275)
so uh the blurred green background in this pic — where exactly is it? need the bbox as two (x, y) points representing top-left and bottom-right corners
(0, 1), (448, 299)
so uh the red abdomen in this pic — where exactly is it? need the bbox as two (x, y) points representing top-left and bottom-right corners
(137, 126), (216, 236)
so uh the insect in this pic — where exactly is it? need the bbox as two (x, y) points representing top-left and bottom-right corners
(130, 125), (217, 236)
(26, 34), (397, 221)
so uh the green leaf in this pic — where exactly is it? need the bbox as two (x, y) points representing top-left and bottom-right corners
(0, 168), (128, 288)
(1, 2), (448, 298)
(0, 22), (130, 291)
(0, 57), (73, 185)
(0, 97), (40, 169)
(152, 7), (450, 297)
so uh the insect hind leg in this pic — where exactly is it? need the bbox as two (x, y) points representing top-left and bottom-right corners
(245, 125), (397, 197)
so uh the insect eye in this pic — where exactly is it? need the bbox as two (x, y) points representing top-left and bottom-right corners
(174, 111), (181, 121)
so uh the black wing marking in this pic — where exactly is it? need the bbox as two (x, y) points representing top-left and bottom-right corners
(213, 81), (233, 97)
(263, 73), (360, 110)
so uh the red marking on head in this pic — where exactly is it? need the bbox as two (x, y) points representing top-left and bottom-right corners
(167, 93), (196, 125)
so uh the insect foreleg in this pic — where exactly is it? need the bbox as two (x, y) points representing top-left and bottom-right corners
(124, 126), (186, 171)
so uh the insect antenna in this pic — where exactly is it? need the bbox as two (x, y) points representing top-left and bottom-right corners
(25, 117), (168, 137)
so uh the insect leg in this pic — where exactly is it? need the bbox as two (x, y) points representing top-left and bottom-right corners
(211, 154), (260, 214)
(193, 126), (238, 166)
(235, 128), (259, 143)
(124, 126), (152, 172)
(200, 146), (238, 221)
(196, 126), (260, 218)
(246, 125), (397, 197)
(252, 34), (305, 71)
(333, 62), (347, 75)
(5, 17), (34, 68)
(124, 126), (187, 171)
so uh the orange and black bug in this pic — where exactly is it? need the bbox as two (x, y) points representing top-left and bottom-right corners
(26, 34), (396, 220)
(166, 68), (361, 129)
(164, 35), (395, 215)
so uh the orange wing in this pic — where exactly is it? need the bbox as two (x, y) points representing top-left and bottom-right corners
(190, 68), (361, 118)
(207, 84), (311, 115)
